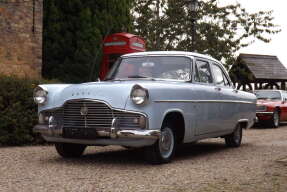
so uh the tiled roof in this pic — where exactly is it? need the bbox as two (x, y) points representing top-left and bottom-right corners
(238, 53), (287, 80)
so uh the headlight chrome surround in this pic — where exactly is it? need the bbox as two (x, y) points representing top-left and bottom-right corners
(130, 84), (149, 105)
(33, 86), (48, 104)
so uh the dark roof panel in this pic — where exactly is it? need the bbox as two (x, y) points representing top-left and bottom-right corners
(238, 54), (287, 80)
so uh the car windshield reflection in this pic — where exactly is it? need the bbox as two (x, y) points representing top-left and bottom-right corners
(105, 56), (191, 81)
(255, 90), (281, 100)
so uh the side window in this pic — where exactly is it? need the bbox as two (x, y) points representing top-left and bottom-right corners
(211, 63), (231, 87)
(194, 60), (212, 83)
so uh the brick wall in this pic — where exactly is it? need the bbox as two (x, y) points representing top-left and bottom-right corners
(0, 0), (42, 79)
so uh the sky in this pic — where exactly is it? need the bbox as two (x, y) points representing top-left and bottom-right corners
(220, 0), (287, 67)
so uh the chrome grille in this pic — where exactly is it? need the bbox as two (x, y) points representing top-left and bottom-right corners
(63, 100), (113, 130)
(62, 100), (146, 133)
(113, 110), (143, 129)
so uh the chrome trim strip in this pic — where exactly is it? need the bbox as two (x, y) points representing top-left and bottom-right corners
(117, 130), (160, 139)
(38, 85), (48, 92)
(112, 107), (148, 118)
(39, 99), (148, 118)
(256, 112), (273, 115)
(153, 100), (254, 104)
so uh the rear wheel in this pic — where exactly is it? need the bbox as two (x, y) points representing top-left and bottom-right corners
(144, 125), (176, 164)
(55, 143), (86, 158)
(225, 125), (242, 147)
(270, 110), (280, 128)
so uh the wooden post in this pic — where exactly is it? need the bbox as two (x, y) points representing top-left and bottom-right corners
(259, 83), (263, 89)
(237, 84), (242, 90)
(254, 82), (258, 90)
(243, 84), (246, 91)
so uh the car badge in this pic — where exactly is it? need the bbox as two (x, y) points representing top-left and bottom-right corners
(80, 104), (88, 116)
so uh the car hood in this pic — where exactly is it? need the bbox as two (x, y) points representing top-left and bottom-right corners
(40, 81), (137, 111)
(38, 80), (193, 112)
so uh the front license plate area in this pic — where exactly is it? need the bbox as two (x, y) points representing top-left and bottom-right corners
(63, 127), (98, 139)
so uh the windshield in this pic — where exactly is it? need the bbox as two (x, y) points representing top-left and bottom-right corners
(255, 90), (282, 100)
(105, 56), (191, 81)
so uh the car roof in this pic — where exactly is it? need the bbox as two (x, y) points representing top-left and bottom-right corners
(122, 51), (221, 64)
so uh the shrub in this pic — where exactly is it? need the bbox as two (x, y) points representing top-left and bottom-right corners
(0, 76), (51, 146)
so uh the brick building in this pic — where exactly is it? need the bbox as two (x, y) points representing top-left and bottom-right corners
(0, 0), (43, 79)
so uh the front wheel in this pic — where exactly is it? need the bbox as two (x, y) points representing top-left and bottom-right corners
(144, 126), (176, 164)
(225, 125), (242, 147)
(55, 143), (86, 158)
(270, 110), (280, 128)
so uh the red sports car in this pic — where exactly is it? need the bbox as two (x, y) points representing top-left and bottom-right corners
(255, 90), (287, 128)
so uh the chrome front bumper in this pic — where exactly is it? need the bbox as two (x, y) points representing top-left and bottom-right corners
(256, 112), (273, 115)
(33, 124), (160, 140)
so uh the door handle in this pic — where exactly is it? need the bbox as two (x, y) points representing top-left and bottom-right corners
(215, 87), (221, 91)
(233, 89), (238, 93)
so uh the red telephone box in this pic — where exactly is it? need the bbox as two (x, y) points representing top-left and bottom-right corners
(99, 32), (146, 79)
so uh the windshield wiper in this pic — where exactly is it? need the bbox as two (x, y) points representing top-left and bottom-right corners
(257, 97), (268, 99)
(127, 75), (156, 80)
(104, 76), (155, 81)
(128, 75), (150, 79)
(104, 78), (123, 81)
(269, 97), (280, 100)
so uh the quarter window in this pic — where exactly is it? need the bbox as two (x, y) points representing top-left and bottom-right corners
(194, 60), (212, 83)
(211, 63), (231, 87)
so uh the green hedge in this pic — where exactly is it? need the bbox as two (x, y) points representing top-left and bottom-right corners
(0, 76), (47, 146)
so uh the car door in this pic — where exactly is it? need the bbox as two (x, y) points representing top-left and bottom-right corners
(210, 62), (238, 131)
(193, 59), (222, 135)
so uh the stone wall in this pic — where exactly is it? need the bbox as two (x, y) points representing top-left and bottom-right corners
(0, 0), (42, 79)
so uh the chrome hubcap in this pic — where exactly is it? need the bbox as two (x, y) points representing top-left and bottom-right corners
(274, 112), (279, 126)
(159, 128), (174, 159)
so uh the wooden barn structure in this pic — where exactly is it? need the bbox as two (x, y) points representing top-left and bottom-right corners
(230, 53), (287, 91)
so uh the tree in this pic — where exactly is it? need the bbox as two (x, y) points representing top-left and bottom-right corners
(43, 0), (133, 83)
(132, 0), (280, 66)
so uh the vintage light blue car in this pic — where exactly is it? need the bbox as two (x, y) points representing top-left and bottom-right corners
(33, 51), (256, 164)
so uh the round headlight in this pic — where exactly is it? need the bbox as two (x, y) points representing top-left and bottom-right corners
(130, 85), (149, 105)
(33, 86), (48, 104)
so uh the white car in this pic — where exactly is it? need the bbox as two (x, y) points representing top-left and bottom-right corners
(33, 51), (256, 164)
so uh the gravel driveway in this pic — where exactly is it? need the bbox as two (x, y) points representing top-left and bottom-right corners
(1, 125), (287, 192)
